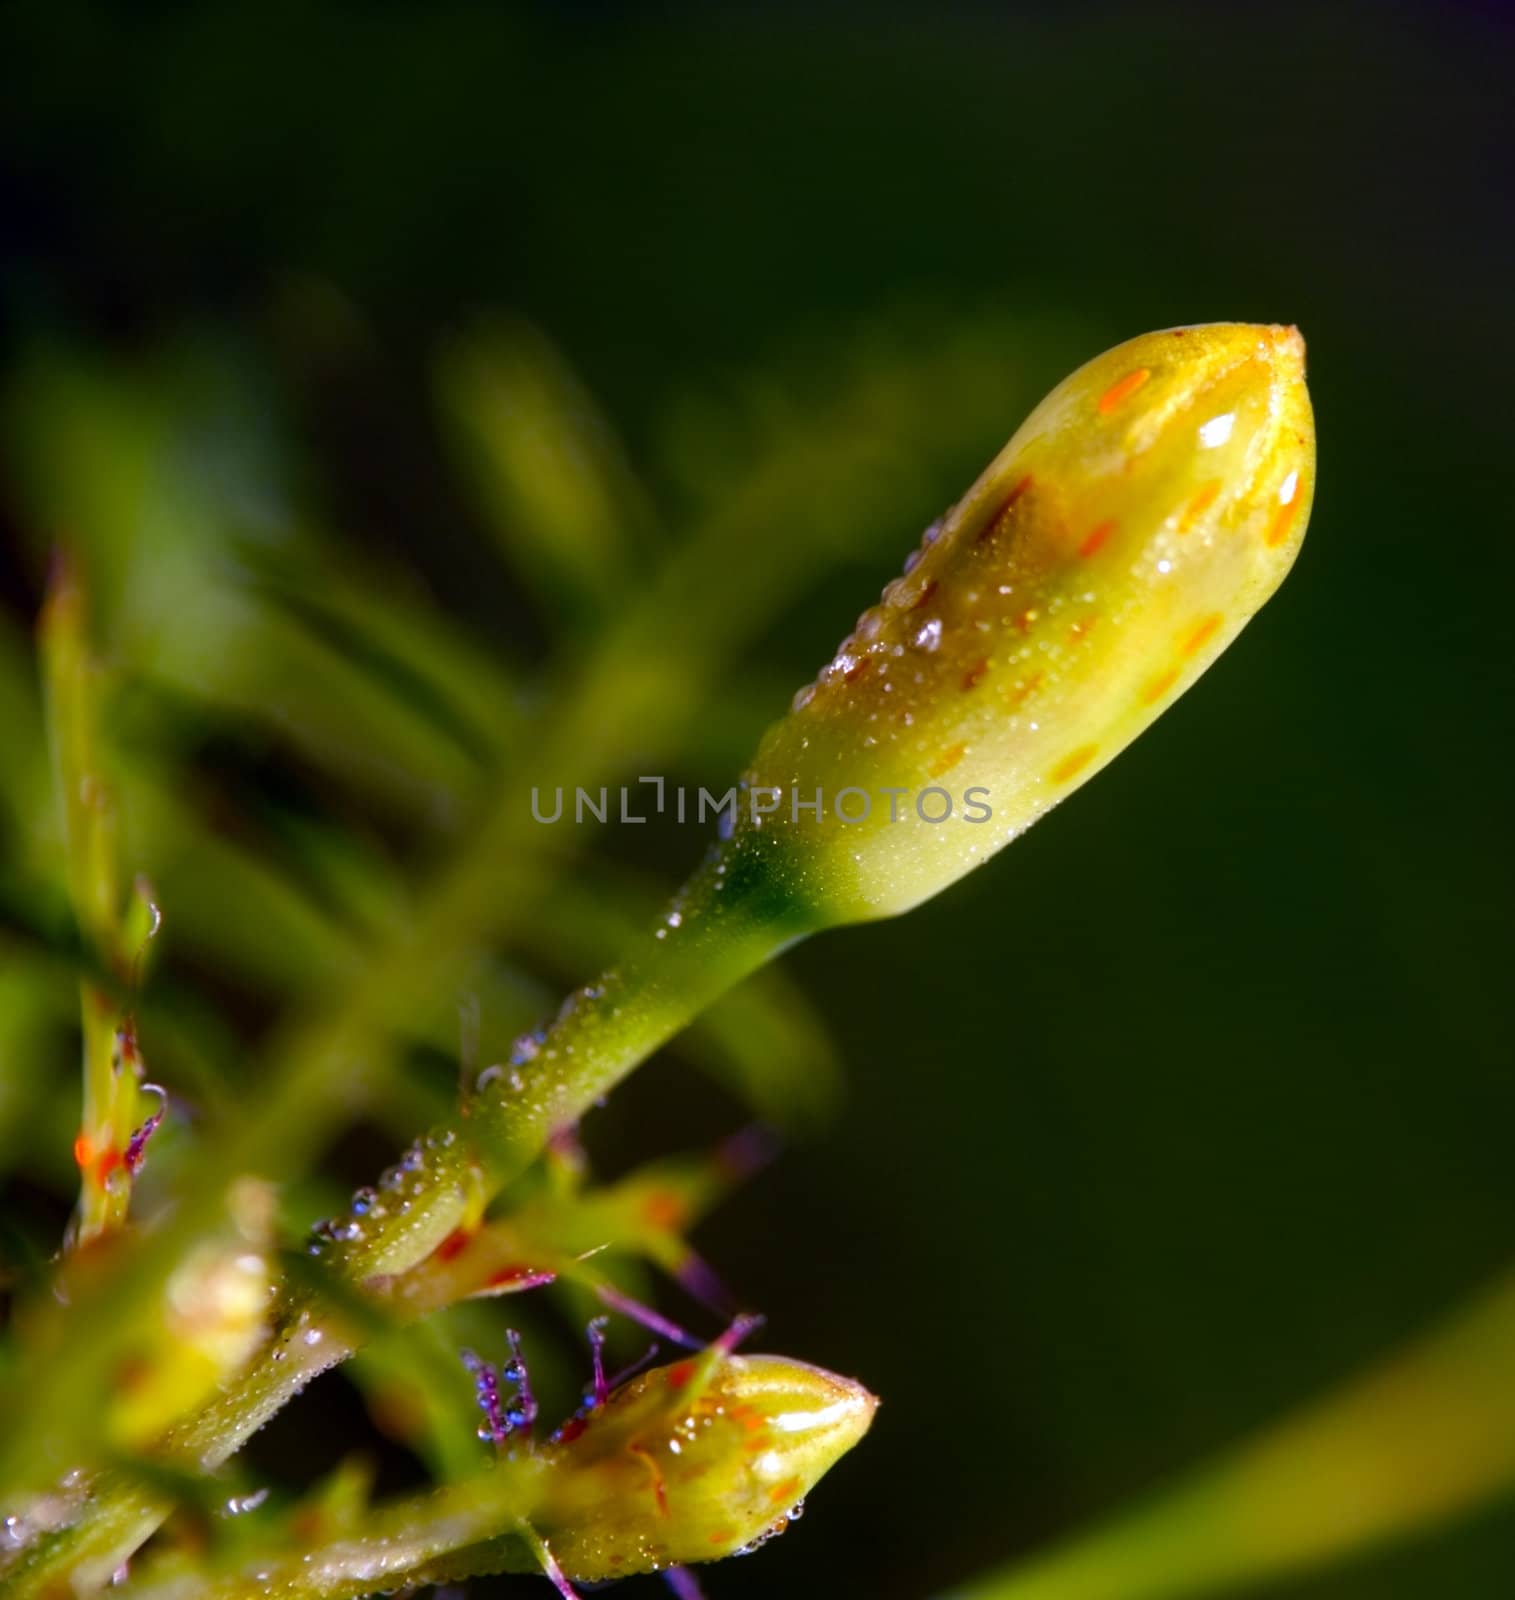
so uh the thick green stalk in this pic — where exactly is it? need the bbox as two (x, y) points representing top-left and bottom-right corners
(313, 842), (815, 1284)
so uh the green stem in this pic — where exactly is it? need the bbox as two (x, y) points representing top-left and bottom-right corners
(319, 841), (814, 1284)
(119, 1468), (548, 1600)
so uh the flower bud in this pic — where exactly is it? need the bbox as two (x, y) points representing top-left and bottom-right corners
(731, 323), (1314, 923)
(536, 1350), (876, 1578)
(104, 1181), (274, 1451)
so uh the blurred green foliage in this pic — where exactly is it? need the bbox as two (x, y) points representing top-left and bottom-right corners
(2, 2), (1514, 1597)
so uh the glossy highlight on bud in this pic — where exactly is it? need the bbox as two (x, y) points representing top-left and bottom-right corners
(733, 323), (1315, 923)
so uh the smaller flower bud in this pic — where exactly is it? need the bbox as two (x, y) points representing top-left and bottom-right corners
(535, 1349), (876, 1578)
(103, 1185), (275, 1452)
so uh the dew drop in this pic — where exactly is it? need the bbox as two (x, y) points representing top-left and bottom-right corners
(912, 618), (943, 652)
(223, 1487), (270, 1517)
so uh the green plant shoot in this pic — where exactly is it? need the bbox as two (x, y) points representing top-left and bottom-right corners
(0, 323), (1315, 1600)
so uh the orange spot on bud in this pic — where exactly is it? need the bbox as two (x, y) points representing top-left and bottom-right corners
(641, 1190), (687, 1231)
(94, 1146), (123, 1184)
(1097, 367), (1151, 414)
(73, 1133), (96, 1169)
(709, 1528), (736, 1546)
(929, 742), (967, 778)
(769, 1475), (804, 1505)
(1179, 479), (1222, 532)
(910, 579), (939, 611)
(1141, 667), (1181, 705)
(1266, 499), (1299, 548)
(1007, 671), (1044, 707)
(961, 657), (990, 691)
(1013, 608), (1041, 634)
(1182, 614), (1224, 657)
(665, 1360), (697, 1391)
(1049, 745), (1098, 784)
(1079, 519), (1117, 558)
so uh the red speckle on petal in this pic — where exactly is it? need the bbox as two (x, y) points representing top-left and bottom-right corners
(1183, 615), (1224, 656)
(1141, 667), (1181, 705)
(1079, 519), (1117, 558)
(1097, 367), (1151, 414)
(1049, 745), (1098, 784)
(1179, 480), (1222, 531)
(929, 743), (967, 778)
(1007, 671), (1044, 706)
(1266, 499), (1300, 548)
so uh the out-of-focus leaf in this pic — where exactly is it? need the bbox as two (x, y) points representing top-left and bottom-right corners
(238, 538), (526, 775)
(944, 1272), (1515, 1600)
(0, 618), (53, 869)
(345, 1318), (485, 1485)
(435, 316), (659, 633)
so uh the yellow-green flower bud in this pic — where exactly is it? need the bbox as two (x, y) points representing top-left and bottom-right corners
(731, 323), (1314, 924)
(535, 1348), (876, 1579)
(104, 1243), (273, 1452)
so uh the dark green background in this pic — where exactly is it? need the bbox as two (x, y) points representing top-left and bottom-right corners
(3, 3), (1513, 1596)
